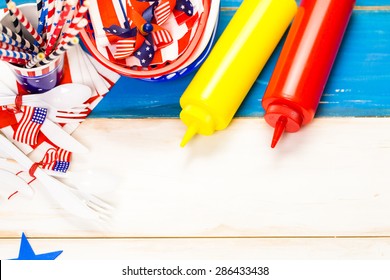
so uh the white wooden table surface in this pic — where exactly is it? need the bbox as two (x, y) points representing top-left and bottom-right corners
(1, 118), (390, 259)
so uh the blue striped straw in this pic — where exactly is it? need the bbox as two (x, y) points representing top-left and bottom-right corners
(0, 48), (34, 60)
(0, 23), (40, 53)
(0, 33), (38, 54)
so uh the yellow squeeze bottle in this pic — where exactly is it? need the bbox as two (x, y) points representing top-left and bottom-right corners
(179, 0), (297, 147)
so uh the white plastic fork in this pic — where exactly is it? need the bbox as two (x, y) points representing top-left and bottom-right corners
(0, 133), (108, 220)
(46, 107), (88, 123)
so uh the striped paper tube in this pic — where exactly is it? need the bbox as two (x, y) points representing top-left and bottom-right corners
(37, 0), (48, 38)
(37, 0), (43, 12)
(61, 0), (89, 36)
(7, 1), (45, 47)
(5, 0), (23, 36)
(60, 18), (88, 43)
(45, 0), (76, 55)
(38, 36), (78, 66)
(0, 23), (40, 53)
(25, 52), (45, 68)
(60, 1), (77, 38)
(0, 42), (25, 53)
(45, 0), (56, 31)
(0, 33), (36, 54)
(0, 55), (29, 65)
(0, 48), (34, 60)
(46, 0), (64, 39)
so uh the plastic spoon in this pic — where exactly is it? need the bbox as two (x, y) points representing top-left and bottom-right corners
(0, 82), (92, 110)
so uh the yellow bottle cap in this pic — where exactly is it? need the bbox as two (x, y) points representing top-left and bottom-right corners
(179, 105), (216, 147)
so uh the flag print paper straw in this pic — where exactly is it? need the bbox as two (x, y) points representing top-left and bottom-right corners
(45, 0), (75, 55)
(46, 0), (64, 39)
(60, 18), (88, 43)
(44, 0), (56, 36)
(0, 48), (34, 60)
(38, 36), (78, 66)
(7, 1), (44, 47)
(59, 0), (89, 42)
(37, 0), (48, 38)
(60, 1), (77, 37)
(67, 0), (89, 29)
(25, 52), (45, 69)
(0, 23), (40, 53)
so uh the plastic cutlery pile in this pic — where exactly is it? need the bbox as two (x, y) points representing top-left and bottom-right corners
(0, 44), (120, 221)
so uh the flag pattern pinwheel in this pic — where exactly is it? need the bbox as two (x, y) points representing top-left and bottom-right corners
(102, 0), (198, 66)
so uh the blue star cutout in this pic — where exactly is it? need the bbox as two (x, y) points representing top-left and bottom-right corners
(11, 233), (63, 260)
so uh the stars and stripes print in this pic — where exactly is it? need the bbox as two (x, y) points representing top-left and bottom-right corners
(134, 40), (155, 66)
(40, 147), (71, 173)
(175, 0), (194, 16)
(154, 0), (173, 25)
(152, 28), (173, 48)
(13, 106), (47, 145)
(113, 38), (137, 59)
(94, 0), (203, 68)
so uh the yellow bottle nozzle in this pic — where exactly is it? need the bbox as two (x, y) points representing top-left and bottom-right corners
(180, 124), (198, 147)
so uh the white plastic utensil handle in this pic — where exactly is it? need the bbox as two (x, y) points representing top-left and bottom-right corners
(0, 133), (99, 219)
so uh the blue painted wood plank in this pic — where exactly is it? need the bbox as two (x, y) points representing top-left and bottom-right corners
(221, 0), (390, 7)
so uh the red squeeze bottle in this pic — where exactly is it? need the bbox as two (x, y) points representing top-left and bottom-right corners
(261, 0), (356, 148)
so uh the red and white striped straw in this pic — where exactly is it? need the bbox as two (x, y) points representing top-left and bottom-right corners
(60, 18), (88, 44)
(60, 1), (77, 37)
(7, 1), (44, 47)
(46, 0), (64, 39)
(0, 55), (29, 65)
(64, 0), (89, 33)
(0, 42), (25, 53)
(44, 0), (56, 37)
(45, 0), (76, 55)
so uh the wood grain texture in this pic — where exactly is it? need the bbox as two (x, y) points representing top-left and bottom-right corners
(1, 118), (390, 238)
(2, 237), (390, 259)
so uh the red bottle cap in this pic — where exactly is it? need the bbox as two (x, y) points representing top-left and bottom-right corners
(264, 103), (303, 148)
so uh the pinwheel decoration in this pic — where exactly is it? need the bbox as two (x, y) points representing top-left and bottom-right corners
(103, 0), (194, 67)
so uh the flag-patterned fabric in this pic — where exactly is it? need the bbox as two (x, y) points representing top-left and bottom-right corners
(13, 106), (47, 145)
(40, 147), (71, 173)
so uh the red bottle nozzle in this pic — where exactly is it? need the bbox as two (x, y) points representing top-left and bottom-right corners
(271, 116), (287, 148)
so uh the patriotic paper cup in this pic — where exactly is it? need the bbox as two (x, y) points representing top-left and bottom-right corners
(8, 55), (65, 93)
(0, 4), (65, 93)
